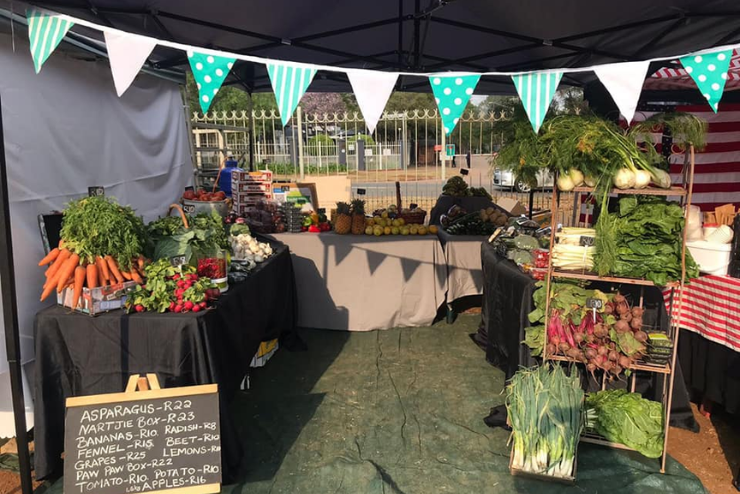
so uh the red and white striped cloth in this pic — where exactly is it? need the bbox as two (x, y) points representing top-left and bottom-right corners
(663, 275), (740, 353)
(578, 103), (740, 222)
(646, 50), (740, 91)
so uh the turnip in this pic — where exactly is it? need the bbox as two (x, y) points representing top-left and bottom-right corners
(584, 175), (597, 187)
(630, 317), (643, 331)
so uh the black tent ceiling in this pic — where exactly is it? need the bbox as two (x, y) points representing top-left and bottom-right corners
(8, 0), (740, 94)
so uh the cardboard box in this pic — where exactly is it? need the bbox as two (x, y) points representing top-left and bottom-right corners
(234, 191), (273, 204)
(497, 198), (527, 217)
(271, 182), (318, 209)
(231, 170), (273, 183)
(233, 182), (271, 194)
(57, 280), (139, 316)
(232, 203), (259, 215)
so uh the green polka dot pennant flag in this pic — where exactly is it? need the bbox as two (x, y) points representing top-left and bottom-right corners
(512, 70), (563, 133)
(429, 74), (480, 135)
(680, 49), (734, 112)
(188, 51), (235, 113)
(267, 63), (317, 127)
(26, 8), (74, 74)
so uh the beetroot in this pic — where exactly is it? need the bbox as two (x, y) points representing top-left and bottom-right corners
(613, 365), (623, 375)
(546, 343), (557, 356)
(604, 303), (614, 315)
(585, 334), (596, 344)
(614, 320), (630, 333)
(565, 347), (582, 360)
(559, 342), (571, 354)
(550, 335), (561, 347)
(620, 311), (633, 323)
(634, 331), (648, 343)
(613, 293), (626, 304)
(593, 324), (608, 338)
(584, 348), (597, 360)
(608, 350), (619, 362)
(618, 355), (632, 368)
(574, 332), (584, 345)
(631, 306), (645, 318)
(597, 346), (608, 356)
(630, 317), (643, 331)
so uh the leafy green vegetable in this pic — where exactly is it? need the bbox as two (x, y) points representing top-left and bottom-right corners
(61, 196), (145, 270)
(595, 196), (699, 285)
(609, 328), (645, 357)
(585, 390), (664, 458)
(147, 211), (229, 264)
(229, 224), (251, 237)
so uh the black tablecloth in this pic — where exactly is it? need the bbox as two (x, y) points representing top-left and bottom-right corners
(33, 244), (297, 481)
(679, 330), (740, 415)
(479, 241), (697, 430)
(429, 195), (507, 225)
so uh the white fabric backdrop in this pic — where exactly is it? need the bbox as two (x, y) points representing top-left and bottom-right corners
(0, 32), (192, 378)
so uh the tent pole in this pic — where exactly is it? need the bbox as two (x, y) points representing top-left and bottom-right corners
(248, 91), (255, 172)
(0, 95), (34, 494)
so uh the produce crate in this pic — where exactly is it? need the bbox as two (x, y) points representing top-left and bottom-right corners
(508, 446), (577, 485)
(231, 170), (273, 183)
(234, 191), (274, 204)
(56, 280), (139, 316)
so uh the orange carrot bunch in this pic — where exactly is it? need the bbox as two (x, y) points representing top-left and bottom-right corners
(38, 241), (149, 310)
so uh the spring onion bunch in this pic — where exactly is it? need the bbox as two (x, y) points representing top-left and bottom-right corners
(506, 365), (584, 478)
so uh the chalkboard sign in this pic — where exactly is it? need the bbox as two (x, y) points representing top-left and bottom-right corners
(88, 186), (105, 197)
(181, 203), (196, 214)
(356, 188), (366, 195)
(169, 255), (187, 268)
(64, 375), (221, 494)
(579, 236), (595, 247)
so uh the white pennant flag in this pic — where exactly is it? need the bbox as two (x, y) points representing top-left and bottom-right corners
(594, 61), (651, 123)
(347, 70), (398, 134)
(104, 31), (157, 96)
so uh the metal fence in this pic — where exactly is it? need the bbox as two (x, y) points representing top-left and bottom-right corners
(190, 106), (553, 213)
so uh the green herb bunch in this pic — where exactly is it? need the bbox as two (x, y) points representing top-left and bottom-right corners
(60, 196), (146, 270)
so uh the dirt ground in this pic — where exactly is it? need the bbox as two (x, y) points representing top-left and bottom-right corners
(668, 404), (740, 494)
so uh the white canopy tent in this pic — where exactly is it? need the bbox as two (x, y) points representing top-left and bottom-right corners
(0, 24), (193, 438)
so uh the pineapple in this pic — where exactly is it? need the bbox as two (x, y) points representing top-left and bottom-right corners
(334, 202), (352, 234)
(350, 199), (366, 235)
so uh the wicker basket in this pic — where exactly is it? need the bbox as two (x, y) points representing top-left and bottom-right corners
(400, 209), (426, 225)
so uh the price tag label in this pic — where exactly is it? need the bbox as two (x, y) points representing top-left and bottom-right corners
(182, 203), (196, 214)
(88, 186), (105, 197)
(460, 168), (469, 176)
(586, 297), (603, 309)
(410, 203), (418, 209)
(579, 236), (595, 246)
(170, 255), (187, 267)
(318, 208), (326, 214)
(281, 186), (291, 192)
(356, 188), (366, 195)
(184, 185), (195, 192)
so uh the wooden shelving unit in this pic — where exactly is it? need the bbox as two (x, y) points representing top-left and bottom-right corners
(542, 147), (696, 474)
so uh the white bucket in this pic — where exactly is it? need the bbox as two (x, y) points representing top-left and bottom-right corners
(686, 240), (732, 276)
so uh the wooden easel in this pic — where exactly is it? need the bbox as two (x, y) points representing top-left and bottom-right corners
(125, 373), (161, 393)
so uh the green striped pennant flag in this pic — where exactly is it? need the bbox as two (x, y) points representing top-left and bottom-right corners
(512, 70), (563, 133)
(27, 8), (74, 74)
(267, 63), (317, 127)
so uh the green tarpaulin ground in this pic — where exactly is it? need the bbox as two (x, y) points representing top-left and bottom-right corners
(42, 315), (707, 493)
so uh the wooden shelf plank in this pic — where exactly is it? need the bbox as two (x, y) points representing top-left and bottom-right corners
(551, 269), (679, 288)
(580, 434), (637, 452)
(572, 185), (687, 196)
(547, 354), (672, 375)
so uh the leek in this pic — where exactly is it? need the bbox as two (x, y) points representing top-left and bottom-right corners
(506, 365), (584, 479)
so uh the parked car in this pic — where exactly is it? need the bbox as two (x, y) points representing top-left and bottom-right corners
(493, 168), (554, 193)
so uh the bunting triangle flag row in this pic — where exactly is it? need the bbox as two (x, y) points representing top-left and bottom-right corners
(24, 7), (740, 133)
